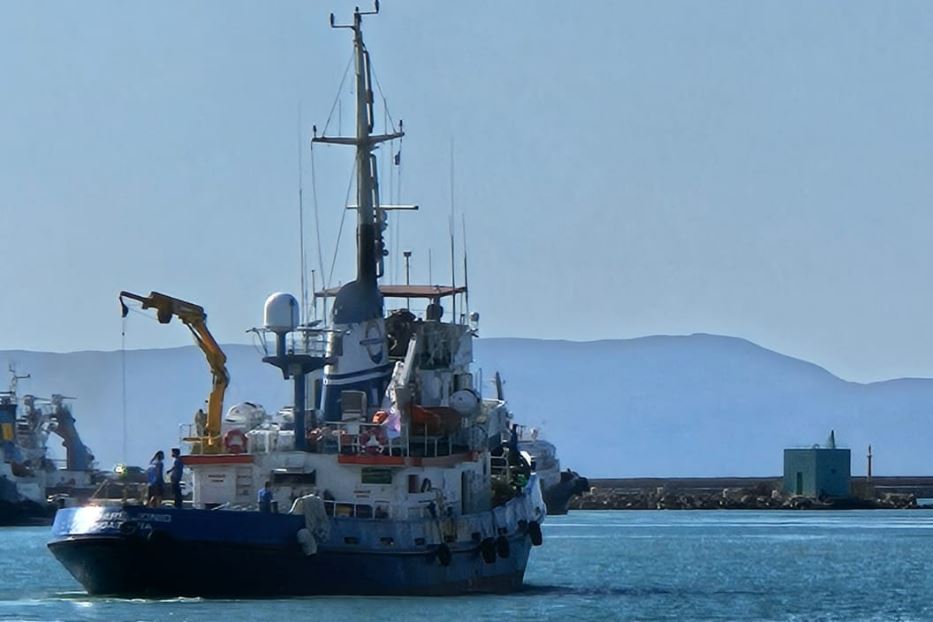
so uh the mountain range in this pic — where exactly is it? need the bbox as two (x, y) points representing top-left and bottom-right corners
(3, 334), (930, 478)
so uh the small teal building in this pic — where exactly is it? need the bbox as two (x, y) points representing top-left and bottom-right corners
(783, 431), (851, 498)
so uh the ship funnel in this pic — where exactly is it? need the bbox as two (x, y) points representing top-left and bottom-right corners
(264, 293), (299, 357)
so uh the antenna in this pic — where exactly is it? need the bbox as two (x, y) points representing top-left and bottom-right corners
(8, 363), (29, 395)
(298, 105), (309, 325)
(449, 138), (457, 323)
(329, 1), (380, 30)
(462, 213), (470, 321)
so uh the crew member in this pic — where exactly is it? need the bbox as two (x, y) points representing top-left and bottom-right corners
(258, 480), (274, 513)
(146, 450), (165, 507)
(166, 448), (184, 509)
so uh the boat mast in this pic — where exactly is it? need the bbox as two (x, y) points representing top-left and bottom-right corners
(314, 2), (402, 291)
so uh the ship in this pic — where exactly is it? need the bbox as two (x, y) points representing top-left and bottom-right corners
(518, 430), (589, 516)
(491, 376), (589, 516)
(1, 367), (100, 526)
(48, 4), (546, 597)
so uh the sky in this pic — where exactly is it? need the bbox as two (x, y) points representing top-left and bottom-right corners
(1, 1), (932, 383)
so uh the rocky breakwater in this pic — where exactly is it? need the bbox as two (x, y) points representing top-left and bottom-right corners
(569, 481), (919, 511)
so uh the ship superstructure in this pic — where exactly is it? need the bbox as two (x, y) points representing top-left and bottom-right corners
(48, 5), (545, 596)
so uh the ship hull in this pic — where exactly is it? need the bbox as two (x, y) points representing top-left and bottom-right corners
(47, 496), (542, 597)
(542, 472), (590, 516)
(49, 533), (529, 597)
(0, 499), (57, 527)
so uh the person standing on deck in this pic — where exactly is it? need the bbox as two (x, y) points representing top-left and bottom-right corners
(258, 480), (274, 513)
(166, 448), (184, 509)
(508, 424), (520, 466)
(146, 450), (165, 507)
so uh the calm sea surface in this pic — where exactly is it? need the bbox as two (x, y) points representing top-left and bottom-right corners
(2, 510), (933, 621)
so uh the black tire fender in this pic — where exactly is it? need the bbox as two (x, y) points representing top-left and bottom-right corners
(496, 534), (510, 559)
(529, 520), (543, 546)
(436, 543), (452, 566)
(480, 537), (497, 564)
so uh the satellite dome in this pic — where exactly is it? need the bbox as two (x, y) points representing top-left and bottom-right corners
(263, 293), (299, 334)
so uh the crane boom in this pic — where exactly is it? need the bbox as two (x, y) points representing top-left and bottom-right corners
(119, 290), (229, 454)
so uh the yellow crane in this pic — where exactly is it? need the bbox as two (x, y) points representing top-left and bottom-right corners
(119, 290), (229, 454)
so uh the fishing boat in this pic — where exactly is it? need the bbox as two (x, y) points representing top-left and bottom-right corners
(48, 4), (545, 597)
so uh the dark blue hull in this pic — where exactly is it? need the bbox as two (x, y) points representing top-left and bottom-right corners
(48, 505), (534, 597)
(0, 499), (57, 526)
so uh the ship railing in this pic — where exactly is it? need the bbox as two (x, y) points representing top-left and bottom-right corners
(177, 420), (412, 457)
(248, 326), (329, 358)
(308, 421), (410, 457)
(411, 432), (453, 458)
(323, 498), (392, 520)
(287, 330), (329, 357)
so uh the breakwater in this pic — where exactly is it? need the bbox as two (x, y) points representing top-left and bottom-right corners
(570, 476), (926, 510)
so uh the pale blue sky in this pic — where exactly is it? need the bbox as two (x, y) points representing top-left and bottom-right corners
(1, 1), (932, 383)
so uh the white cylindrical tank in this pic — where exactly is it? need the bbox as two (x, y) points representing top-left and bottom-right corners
(264, 292), (299, 334)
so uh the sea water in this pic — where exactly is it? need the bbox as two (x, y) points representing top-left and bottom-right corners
(2, 510), (933, 621)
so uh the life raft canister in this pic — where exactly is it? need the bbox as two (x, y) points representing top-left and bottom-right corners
(223, 429), (248, 454)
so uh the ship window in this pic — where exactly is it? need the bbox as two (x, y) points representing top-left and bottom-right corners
(271, 470), (316, 485)
(361, 468), (393, 485)
(344, 536), (360, 545)
(355, 505), (373, 519)
(414, 537), (426, 546)
(335, 503), (353, 518)
(380, 536), (394, 546)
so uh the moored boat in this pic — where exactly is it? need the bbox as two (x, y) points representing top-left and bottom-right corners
(519, 433), (589, 516)
(1, 368), (100, 526)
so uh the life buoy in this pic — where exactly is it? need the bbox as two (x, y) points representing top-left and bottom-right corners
(223, 429), (248, 454)
(359, 426), (388, 455)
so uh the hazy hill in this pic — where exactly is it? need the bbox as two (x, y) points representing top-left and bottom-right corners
(3, 334), (932, 478)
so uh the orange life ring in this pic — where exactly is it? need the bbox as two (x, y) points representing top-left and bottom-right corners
(372, 410), (389, 425)
(223, 429), (248, 454)
(359, 426), (388, 455)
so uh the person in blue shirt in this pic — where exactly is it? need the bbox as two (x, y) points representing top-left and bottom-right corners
(166, 448), (184, 509)
(258, 481), (274, 513)
(146, 451), (165, 507)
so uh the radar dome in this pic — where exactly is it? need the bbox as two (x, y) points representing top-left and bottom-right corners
(264, 292), (299, 334)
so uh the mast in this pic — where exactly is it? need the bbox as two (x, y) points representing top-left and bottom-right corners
(313, 2), (403, 422)
(313, 2), (402, 297)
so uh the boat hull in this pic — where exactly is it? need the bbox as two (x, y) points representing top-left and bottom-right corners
(49, 532), (529, 597)
(47, 495), (543, 597)
(0, 499), (57, 527)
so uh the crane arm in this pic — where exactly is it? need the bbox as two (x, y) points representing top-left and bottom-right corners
(119, 290), (229, 453)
